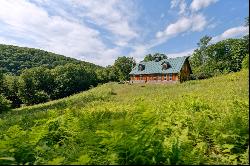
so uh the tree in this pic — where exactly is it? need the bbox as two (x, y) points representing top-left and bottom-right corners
(105, 65), (119, 82)
(190, 35), (212, 78)
(96, 68), (109, 83)
(242, 54), (249, 69)
(18, 67), (53, 105)
(143, 54), (154, 62)
(143, 53), (167, 62)
(0, 44), (103, 75)
(51, 63), (97, 99)
(0, 94), (11, 113)
(113, 56), (136, 81)
(0, 69), (3, 92)
(190, 36), (248, 79)
(2, 75), (22, 108)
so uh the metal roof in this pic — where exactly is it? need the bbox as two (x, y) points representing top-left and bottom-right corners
(129, 56), (189, 75)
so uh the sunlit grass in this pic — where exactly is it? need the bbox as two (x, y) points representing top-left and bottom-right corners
(0, 70), (248, 165)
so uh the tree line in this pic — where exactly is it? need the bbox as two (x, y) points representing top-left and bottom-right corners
(0, 51), (135, 111)
(0, 17), (249, 111)
(189, 17), (249, 79)
(0, 44), (102, 75)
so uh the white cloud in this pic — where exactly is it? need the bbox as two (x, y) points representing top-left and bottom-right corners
(211, 26), (249, 43)
(170, 0), (187, 15)
(71, 0), (138, 45)
(191, 14), (207, 31)
(0, 0), (105, 60)
(129, 45), (148, 60)
(170, 0), (179, 8)
(167, 48), (195, 58)
(128, 45), (195, 63)
(0, 0), (140, 66)
(156, 14), (207, 39)
(190, 0), (218, 12)
(179, 0), (187, 15)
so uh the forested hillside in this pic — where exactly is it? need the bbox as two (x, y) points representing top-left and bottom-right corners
(0, 44), (137, 109)
(0, 70), (248, 165)
(0, 44), (102, 75)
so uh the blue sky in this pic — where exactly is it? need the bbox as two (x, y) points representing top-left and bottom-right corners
(0, 0), (249, 66)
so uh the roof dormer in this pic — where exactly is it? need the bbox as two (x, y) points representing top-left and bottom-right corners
(161, 61), (171, 70)
(138, 64), (145, 71)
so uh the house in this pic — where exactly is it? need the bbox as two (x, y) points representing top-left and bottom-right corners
(129, 56), (192, 83)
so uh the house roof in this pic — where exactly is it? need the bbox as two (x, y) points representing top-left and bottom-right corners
(129, 56), (189, 75)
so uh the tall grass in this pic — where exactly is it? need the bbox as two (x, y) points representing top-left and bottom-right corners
(0, 70), (248, 165)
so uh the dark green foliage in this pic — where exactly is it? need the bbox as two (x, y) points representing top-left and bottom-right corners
(0, 94), (11, 113)
(0, 44), (117, 108)
(190, 36), (249, 79)
(143, 53), (168, 62)
(242, 54), (249, 69)
(0, 70), (12, 112)
(18, 67), (52, 105)
(51, 63), (98, 99)
(0, 69), (3, 92)
(0, 44), (102, 75)
(113, 56), (135, 81)
(1, 75), (22, 108)
(16, 64), (98, 106)
(0, 70), (248, 165)
(0, 44), (142, 108)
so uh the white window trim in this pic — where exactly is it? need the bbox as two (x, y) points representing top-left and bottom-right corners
(164, 74), (167, 80)
(140, 75), (143, 80)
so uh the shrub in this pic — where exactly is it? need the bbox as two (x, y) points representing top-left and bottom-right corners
(0, 94), (12, 113)
(242, 54), (249, 69)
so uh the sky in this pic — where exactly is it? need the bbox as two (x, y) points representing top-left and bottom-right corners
(0, 0), (249, 67)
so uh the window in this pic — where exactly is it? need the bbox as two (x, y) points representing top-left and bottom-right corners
(169, 73), (172, 81)
(138, 64), (145, 71)
(162, 63), (167, 70)
(162, 62), (171, 70)
(140, 75), (143, 80)
(164, 74), (167, 80)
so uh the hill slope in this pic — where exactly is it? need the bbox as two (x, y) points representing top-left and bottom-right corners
(0, 44), (102, 74)
(0, 70), (249, 165)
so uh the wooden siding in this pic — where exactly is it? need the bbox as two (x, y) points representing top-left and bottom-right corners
(179, 59), (192, 82)
(130, 73), (179, 83)
(130, 58), (192, 83)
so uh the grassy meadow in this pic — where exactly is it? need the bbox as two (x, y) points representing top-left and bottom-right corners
(0, 70), (249, 165)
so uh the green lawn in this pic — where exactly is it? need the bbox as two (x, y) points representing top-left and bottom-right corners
(0, 70), (249, 165)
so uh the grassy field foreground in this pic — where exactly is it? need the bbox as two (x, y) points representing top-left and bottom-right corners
(0, 70), (249, 165)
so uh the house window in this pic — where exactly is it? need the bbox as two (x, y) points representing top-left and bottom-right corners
(169, 73), (172, 81)
(154, 76), (157, 80)
(162, 63), (167, 70)
(164, 74), (167, 80)
(138, 64), (145, 71)
(140, 75), (143, 80)
(162, 62), (171, 70)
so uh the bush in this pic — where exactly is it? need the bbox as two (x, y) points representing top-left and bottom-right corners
(191, 72), (212, 80)
(242, 54), (249, 69)
(0, 94), (12, 113)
